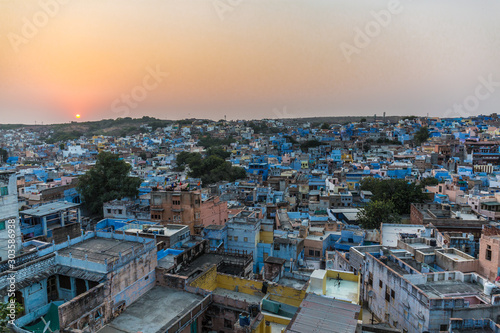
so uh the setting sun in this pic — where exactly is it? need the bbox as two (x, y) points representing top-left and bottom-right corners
(76, 114), (81, 119)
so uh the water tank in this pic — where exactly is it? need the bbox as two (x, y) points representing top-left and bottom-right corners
(484, 282), (495, 295)
(302, 219), (309, 227)
(239, 313), (250, 327)
(468, 233), (474, 241)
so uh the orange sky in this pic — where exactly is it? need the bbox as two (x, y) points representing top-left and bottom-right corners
(1, 0), (500, 123)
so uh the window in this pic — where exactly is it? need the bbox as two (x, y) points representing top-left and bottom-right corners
(385, 286), (391, 302)
(0, 186), (8, 196)
(309, 249), (314, 256)
(234, 236), (238, 241)
(59, 275), (71, 290)
(224, 319), (232, 328)
(118, 209), (123, 215)
(368, 272), (373, 286)
(486, 245), (492, 261)
(315, 250), (320, 257)
(274, 243), (280, 250)
(107, 209), (111, 214)
(379, 280), (383, 288)
(244, 237), (248, 242)
(228, 236), (232, 241)
(173, 200), (181, 205)
(440, 325), (448, 331)
(391, 289), (395, 299)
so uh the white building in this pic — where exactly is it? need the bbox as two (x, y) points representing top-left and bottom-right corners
(62, 145), (88, 158)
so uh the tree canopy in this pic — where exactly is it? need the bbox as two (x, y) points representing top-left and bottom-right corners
(1, 300), (23, 330)
(77, 152), (142, 216)
(357, 200), (401, 229)
(175, 152), (246, 185)
(414, 126), (430, 145)
(197, 135), (235, 148)
(360, 178), (427, 215)
(419, 177), (439, 188)
(0, 148), (7, 164)
(300, 139), (322, 151)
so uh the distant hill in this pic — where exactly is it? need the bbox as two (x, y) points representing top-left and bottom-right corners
(0, 114), (407, 143)
(280, 115), (402, 125)
(0, 117), (178, 143)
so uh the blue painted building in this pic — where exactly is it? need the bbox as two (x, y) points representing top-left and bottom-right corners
(226, 210), (262, 272)
(202, 224), (228, 250)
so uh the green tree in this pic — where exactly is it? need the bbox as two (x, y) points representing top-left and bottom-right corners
(1, 300), (24, 330)
(0, 148), (8, 164)
(197, 135), (235, 148)
(283, 135), (298, 144)
(357, 200), (400, 229)
(300, 139), (322, 151)
(176, 152), (246, 185)
(414, 126), (430, 145)
(175, 152), (202, 172)
(419, 177), (439, 188)
(321, 123), (330, 130)
(77, 152), (142, 216)
(360, 178), (427, 215)
(206, 147), (231, 160)
(360, 118), (367, 123)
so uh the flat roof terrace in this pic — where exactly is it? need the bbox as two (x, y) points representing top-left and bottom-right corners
(278, 277), (308, 290)
(212, 287), (264, 305)
(416, 280), (483, 298)
(307, 275), (359, 303)
(57, 237), (146, 264)
(99, 286), (203, 333)
(441, 252), (473, 262)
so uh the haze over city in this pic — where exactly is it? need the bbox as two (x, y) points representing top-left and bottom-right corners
(1, 0), (500, 123)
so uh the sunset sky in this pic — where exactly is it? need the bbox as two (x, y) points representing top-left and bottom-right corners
(1, 0), (500, 124)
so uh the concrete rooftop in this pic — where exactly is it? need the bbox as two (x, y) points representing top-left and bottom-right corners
(212, 287), (264, 304)
(416, 280), (483, 298)
(57, 237), (146, 264)
(100, 286), (203, 333)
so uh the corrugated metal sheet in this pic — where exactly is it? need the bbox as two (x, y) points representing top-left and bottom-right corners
(286, 294), (360, 333)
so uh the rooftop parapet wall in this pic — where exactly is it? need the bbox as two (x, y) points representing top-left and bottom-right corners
(450, 318), (500, 333)
(58, 282), (108, 331)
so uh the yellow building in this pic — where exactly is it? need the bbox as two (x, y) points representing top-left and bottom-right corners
(342, 153), (353, 163)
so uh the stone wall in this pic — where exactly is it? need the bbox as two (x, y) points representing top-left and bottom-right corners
(156, 267), (189, 290)
(52, 223), (82, 244)
(59, 283), (108, 332)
